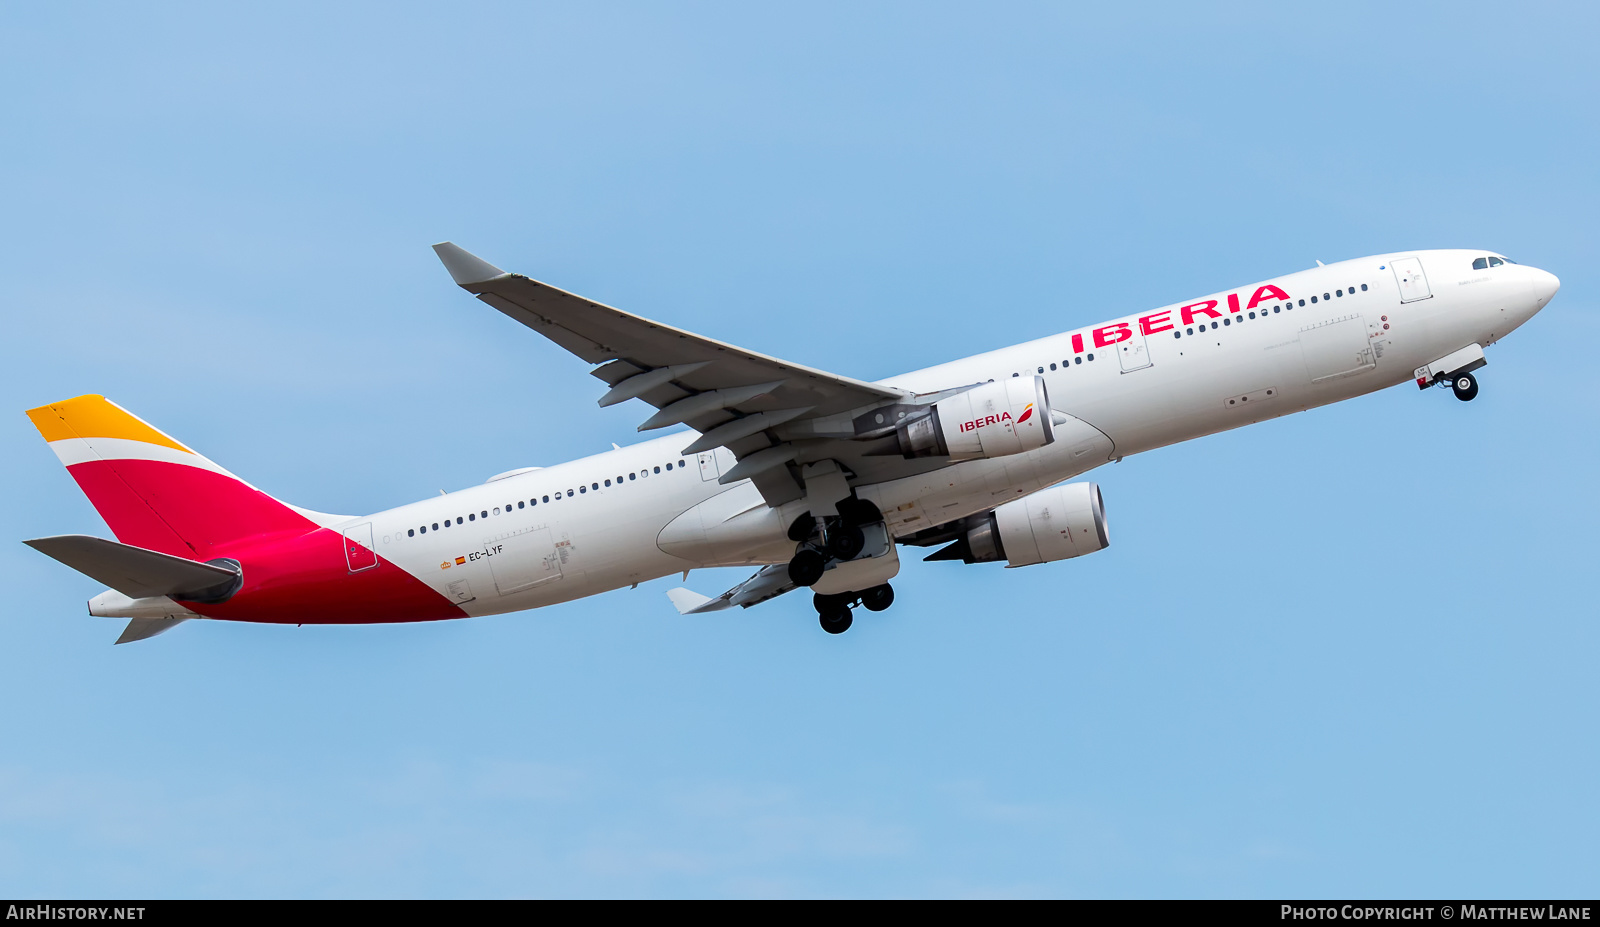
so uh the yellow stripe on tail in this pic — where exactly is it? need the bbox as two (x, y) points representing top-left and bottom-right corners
(26, 394), (194, 454)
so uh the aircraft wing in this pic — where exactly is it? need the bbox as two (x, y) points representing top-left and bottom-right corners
(434, 243), (939, 506)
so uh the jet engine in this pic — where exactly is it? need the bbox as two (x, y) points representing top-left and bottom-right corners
(930, 482), (1108, 567)
(895, 376), (1055, 460)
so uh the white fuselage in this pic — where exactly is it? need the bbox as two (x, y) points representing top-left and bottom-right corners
(356, 250), (1555, 616)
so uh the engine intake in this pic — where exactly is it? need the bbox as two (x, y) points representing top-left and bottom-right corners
(895, 376), (1055, 461)
(930, 482), (1109, 567)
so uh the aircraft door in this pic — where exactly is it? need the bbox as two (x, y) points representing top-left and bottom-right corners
(1391, 257), (1433, 303)
(1117, 329), (1152, 373)
(342, 522), (377, 573)
(487, 526), (562, 595)
(697, 451), (720, 481)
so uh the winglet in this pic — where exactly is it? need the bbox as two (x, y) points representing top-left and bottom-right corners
(666, 587), (730, 615)
(432, 242), (508, 286)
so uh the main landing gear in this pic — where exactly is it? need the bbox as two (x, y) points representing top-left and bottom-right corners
(814, 584), (894, 634)
(783, 498), (894, 634)
(786, 498), (877, 587)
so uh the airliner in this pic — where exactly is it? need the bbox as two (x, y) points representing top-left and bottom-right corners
(24, 246), (1559, 642)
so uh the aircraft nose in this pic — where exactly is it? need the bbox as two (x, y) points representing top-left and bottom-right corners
(1529, 267), (1561, 307)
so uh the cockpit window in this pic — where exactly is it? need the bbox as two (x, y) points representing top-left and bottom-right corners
(1489, 257), (1504, 267)
(1473, 257), (1488, 270)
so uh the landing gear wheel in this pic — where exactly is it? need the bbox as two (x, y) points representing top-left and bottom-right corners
(819, 606), (853, 634)
(836, 497), (882, 527)
(861, 583), (894, 612)
(1452, 372), (1479, 402)
(827, 523), (865, 561)
(813, 591), (850, 613)
(788, 548), (826, 587)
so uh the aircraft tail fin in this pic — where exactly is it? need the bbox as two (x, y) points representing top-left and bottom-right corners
(25, 395), (330, 559)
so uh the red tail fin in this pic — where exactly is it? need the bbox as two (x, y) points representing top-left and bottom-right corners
(26, 395), (330, 559)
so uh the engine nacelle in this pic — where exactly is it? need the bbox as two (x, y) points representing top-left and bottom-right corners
(950, 482), (1108, 567)
(896, 376), (1055, 460)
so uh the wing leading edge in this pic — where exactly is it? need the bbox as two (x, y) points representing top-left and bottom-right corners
(433, 243), (949, 505)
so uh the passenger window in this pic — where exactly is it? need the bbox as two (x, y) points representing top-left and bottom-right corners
(617, 475), (624, 483)
(542, 495), (549, 502)
(679, 460), (686, 468)
(1472, 257), (1488, 270)
(1074, 357), (1081, 365)
(408, 529), (415, 537)
(1248, 311), (1255, 319)
(567, 490), (574, 497)
(654, 466), (661, 474)
(1173, 331), (1181, 339)
(469, 513), (475, 521)
(592, 482), (599, 490)
(579, 486), (586, 493)
(1274, 306), (1281, 312)
(1298, 299), (1304, 306)
(605, 479), (611, 487)
(518, 501), (524, 509)
(1310, 296), (1318, 303)
(1323, 292), (1330, 300)
(665, 463), (672, 471)
(1489, 257), (1504, 267)
(1012, 372), (1019, 377)
(1336, 289), (1343, 297)
(1087, 353), (1094, 361)
(493, 507), (500, 516)
(1050, 362), (1057, 370)
(1186, 327), (1194, 335)
(629, 473), (636, 481)
(456, 517), (463, 525)
(1223, 317), (1231, 326)
(1210, 322), (1218, 330)
(1360, 284), (1368, 291)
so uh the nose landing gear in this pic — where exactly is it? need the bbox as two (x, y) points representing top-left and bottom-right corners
(1451, 371), (1479, 402)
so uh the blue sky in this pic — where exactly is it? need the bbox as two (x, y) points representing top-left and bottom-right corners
(2, 1), (1596, 898)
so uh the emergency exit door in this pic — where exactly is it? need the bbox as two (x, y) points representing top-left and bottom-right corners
(1117, 330), (1152, 372)
(1391, 257), (1433, 303)
(342, 522), (377, 573)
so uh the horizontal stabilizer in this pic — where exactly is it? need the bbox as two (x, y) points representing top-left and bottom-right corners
(666, 587), (731, 615)
(24, 535), (240, 600)
(115, 616), (189, 645)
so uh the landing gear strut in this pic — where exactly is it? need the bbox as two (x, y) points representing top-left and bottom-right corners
(1451, 371), (1479, 402)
